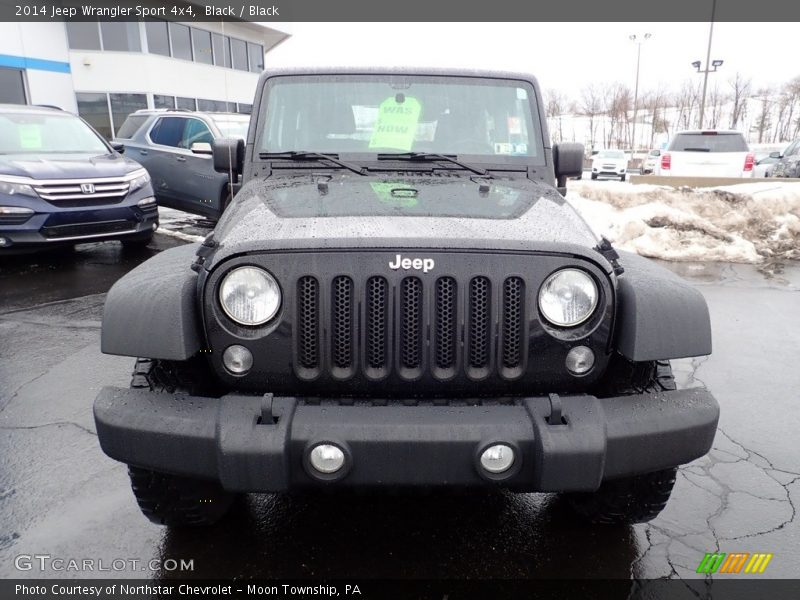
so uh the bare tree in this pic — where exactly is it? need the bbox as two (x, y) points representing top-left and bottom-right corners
(641, 86), (671, 148)
(728, 72), (752, 130)
(753, 88), (774, 144)
(706, 84), (728, 130)
(674, 80), (700, 131)
(544, 89), (568, 143)
(578, 84), (603, 149)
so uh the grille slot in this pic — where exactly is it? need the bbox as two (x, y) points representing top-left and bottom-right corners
(400, 277), (423, 371)
(434, 277), (457, 371)
(331, 276), (354, 371)
(468, 277), (491, 371)
(502, 277), (524, 373)
(297, 276), (319, 371)
(366, 276), (388, 371)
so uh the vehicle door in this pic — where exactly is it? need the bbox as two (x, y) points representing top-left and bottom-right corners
(778, 141), (799, 177)
(174, 117), (220, 214)
(142, 116), (188, 209)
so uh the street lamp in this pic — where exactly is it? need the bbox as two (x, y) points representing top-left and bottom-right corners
(694, 0), (722, 129)
(629, 33), (651, 155)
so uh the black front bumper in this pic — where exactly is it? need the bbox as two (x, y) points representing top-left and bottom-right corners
(94, 388), (719, 492)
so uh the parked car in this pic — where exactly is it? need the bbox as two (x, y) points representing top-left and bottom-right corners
(114, 109), (250, 219)
(590, 149), (629, 181)
(770, 139), (800, 179)
(95, 67), (718, 528)
(658, 130), (754, 178)
(0, 104), (157, 254)
(641, 149), (661, 174)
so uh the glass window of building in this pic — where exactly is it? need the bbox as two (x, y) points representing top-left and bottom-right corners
(247, 43), (264, 73)
(154, 95), (176, 109)
(169, 23), (193, 61)
(109, 93), (147, 137)
(230, 38), (248, 71)
(191, 28), (213, 64)
(176, 97), (196, 111)
(100, 22), (141, 52)
(66, 22), (101, 50)
(145, 21), (170, 56)
(197, 99), (234, 112)
(76, 93), (112, 139)
(212, 33), (231, 68)
(237, 103), (252, 115)
(0, 68), (26, 104)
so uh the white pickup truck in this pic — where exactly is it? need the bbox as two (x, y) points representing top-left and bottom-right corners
(658, 130), (754, 178)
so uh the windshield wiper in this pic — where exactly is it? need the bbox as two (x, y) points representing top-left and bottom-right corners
(377, 152), (491, 177)
(258, 151), (367, 176)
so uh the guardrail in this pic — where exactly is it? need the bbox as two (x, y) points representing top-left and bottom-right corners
(630, 175), (800, 187)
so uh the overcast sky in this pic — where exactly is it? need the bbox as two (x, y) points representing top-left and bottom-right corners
(265, 22), (798, 99)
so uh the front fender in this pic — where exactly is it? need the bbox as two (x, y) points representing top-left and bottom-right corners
(614, 251), (712, 361)
(101, 243), (202, 360)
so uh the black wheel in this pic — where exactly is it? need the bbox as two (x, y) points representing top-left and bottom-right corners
(563, 358), (678, 525)
(126, 358), (234, 527)
(620, 174), (626, 182)
(120, 231), (153, 248)
(590, 173), (598, 180)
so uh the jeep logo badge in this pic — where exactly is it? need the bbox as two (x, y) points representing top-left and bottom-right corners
(80, 183), (95, 194)
(389, 254), (435, 273)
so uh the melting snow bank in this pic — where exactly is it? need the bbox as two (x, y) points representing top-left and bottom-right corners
(566, 180), (800, 263)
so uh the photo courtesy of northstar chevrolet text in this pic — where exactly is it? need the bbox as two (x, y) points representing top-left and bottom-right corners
(1, 0), (799, 598)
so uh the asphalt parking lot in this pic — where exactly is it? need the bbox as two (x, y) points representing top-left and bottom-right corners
(1, 218), (798, 586)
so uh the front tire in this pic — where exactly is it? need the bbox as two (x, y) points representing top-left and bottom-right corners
(126, 358), (234, 527)
(590, 173), (598, 180)
(563, 358), (678, 524)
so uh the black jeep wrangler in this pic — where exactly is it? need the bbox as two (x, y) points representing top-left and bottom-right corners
(94, 68), (719, 527)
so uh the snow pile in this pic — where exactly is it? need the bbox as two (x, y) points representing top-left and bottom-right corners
(567, 180), (800, 263)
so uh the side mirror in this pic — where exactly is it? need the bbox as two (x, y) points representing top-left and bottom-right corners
(213, 138), (245, 183)
(769, 151), (782, 159)
(110, 142), (125, 154)
(190, 142), (213, 155)
(553, 142), (584, 189)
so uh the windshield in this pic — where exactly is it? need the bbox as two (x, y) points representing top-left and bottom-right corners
(258, 75), (543, 162)
(211, 115), (249, 140)
(669, 133), (748, 152)
(597, 150), (625, 159)
(0, 112), (109, 155)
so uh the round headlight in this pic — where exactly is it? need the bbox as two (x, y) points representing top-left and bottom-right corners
(538, 269), (598, 327)
(219, 266), (281, 326)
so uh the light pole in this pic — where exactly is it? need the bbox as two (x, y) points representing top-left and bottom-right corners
(695, 0), (722, 128)
(629, 33), (651, 155)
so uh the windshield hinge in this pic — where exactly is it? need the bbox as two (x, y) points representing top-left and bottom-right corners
(191, 233), (217, 272)
(596, 236), (624, 276)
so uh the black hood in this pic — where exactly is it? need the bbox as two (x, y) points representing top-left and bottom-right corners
(0, 152), (142, 180)
(208, 173), (601, 267)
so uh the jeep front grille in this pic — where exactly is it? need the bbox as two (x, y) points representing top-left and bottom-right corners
(294, 273), (528, 381)
(32, 177), (131, 206)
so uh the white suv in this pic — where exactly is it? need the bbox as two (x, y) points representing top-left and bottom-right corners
(658, 130), (754, 178)
(590, 150), (629, 181)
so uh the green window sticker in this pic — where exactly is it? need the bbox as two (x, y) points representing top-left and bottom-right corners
(19, 124), (43, 150)
(369, 95), (421, 152)
(369, 182), (418, 207)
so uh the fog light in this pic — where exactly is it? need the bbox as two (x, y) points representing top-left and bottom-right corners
(309, 444), (345, 474)
(480, 444), (515, 474)
(566, 346), (595, 375)
(152, 223), (158, 230)
(0, 237), (10, 247)
(137, 196), (156, 207)
(222, 344), (253, 375)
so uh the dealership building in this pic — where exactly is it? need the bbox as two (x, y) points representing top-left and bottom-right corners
(0, 20), (290, 138)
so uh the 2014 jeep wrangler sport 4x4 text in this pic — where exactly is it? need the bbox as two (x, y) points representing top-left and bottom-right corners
(94, 68), (719, 527)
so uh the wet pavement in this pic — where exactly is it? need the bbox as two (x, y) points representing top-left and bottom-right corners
(1, 219), (799, 585)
